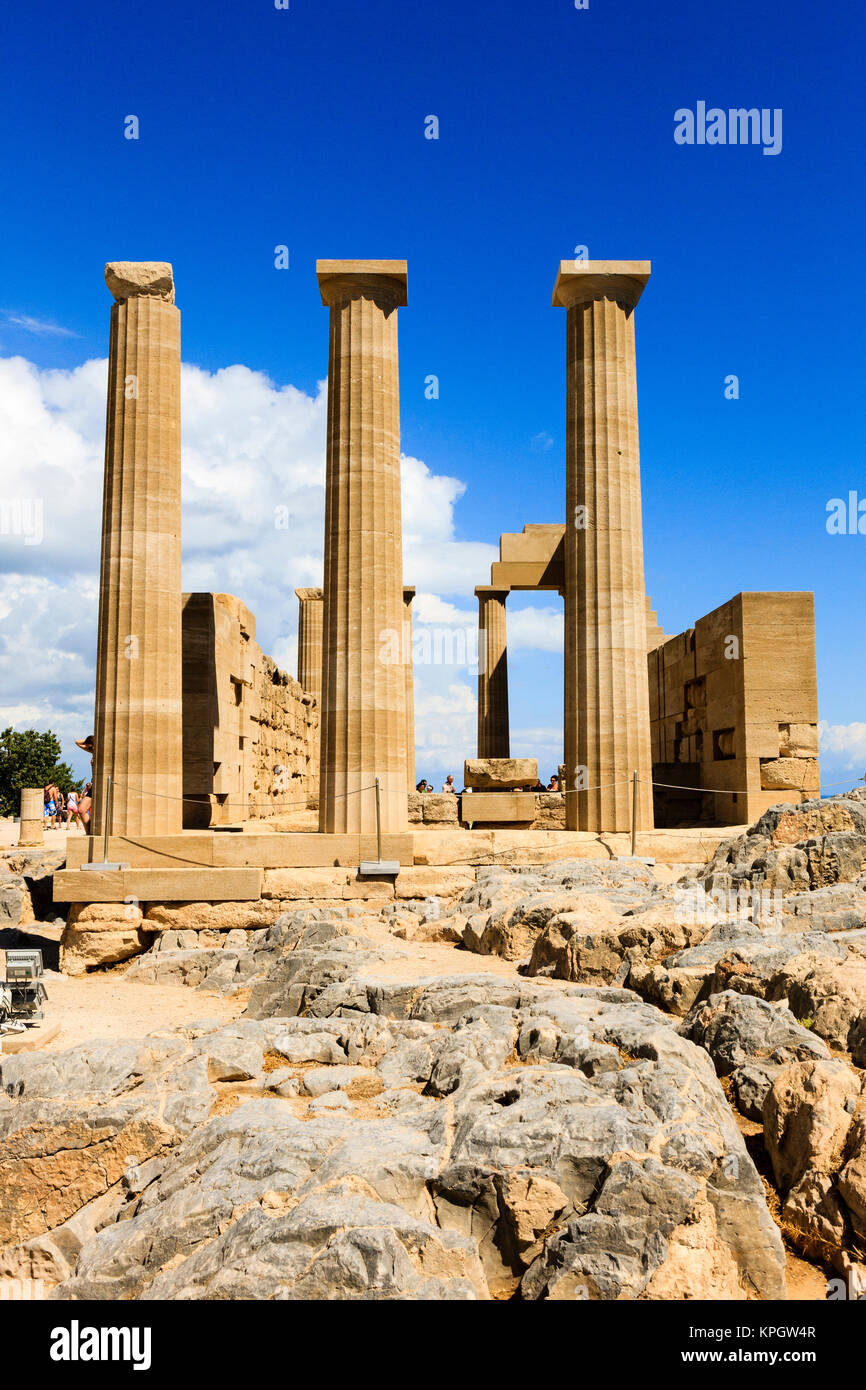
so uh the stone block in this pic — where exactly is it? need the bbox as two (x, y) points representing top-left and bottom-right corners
(342, 874), (395, 899)
(780, 723), (819, 758)
(60, 923), (152, 976)
(464, 758), (538, 790)
(421, 794), (459, 824)
(394, 866), (476, 899)
(413, 830), (495, 865)
(69, 901), (143, 929)
(145, 901), (283, 931)
(461, 792), (537, 828)
(53, 868), (262, 903)
(534, 793), (566, 828)
(262, 868), (351, 899)
(760, 758), (821, 792)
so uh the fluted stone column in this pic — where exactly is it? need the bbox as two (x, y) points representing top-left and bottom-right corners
(317, 260), (409, 834)
(476, 586), (510, 758)
(93, 261), (182, 837)
(553, 260), (654, 833)
(295, 587), (324, 706)
(18, 788), (44, 846)
(403, 586), (416, 790)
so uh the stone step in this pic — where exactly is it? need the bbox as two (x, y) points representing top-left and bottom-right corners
(53, 867), (262, 904)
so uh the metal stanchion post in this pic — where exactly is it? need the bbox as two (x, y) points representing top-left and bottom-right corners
(81, 771), (128, 872)
(358, 775), (401, 877)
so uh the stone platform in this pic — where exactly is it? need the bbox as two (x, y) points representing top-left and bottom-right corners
(53, 825), (745, 905)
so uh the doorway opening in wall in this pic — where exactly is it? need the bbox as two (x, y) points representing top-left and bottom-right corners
(502, 588), (564, 790)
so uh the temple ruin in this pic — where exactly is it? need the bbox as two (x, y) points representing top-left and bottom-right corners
(53, 256), (821, 957)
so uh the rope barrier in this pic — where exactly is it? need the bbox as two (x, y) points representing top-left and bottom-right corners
(105, 774), (377, 809)
(89, 770), (863, 808)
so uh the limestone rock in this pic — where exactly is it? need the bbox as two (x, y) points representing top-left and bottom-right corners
(763, 1059), (861, 1193)
(59, 922), (152, 976)
(701, 795), (866, 898)
(70, 901), (143, 927)
(631, 925), (846, 1018)
(679, 991), (830, 1121)
(145, 901), (283, 932)
(781, 881), (866, 934)
(105, 261), (175, 303)
(0, 920), (787, 1300)
(776, 957), (866, 1063)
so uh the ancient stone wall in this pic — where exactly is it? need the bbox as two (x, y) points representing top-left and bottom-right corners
(181, 593), (318, 827)
(648, 591), (820, 827)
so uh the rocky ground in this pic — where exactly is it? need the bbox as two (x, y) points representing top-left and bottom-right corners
(1, 791), (865, 1300)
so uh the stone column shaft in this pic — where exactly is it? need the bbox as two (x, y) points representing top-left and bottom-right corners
(93, 261), (183, 837)
(554, 261), (654, 833)
(403, 586), (416, 791)
(317, 261), (409, 834)
(476, 587), (510, 758)
(18, 788), (44, 846)
(295, 587), (324, 706)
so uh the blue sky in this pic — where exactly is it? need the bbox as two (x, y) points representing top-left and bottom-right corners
(1, 0), (864, 791)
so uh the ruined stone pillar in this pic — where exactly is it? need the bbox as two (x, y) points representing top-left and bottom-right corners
(93, 262), (182, 838)
(18, 788), (44, 846)
(295, 587), (324, 706)
(403, 586), (416, 790)
(316, 260), (409, 834)
(553, 261), (654, 833)
(476, 586), (510, 758)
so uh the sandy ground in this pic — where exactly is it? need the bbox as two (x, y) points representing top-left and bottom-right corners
(30, 969), (242, 1052)
(0, 820), (72, 850)
(1, 939), (242, 1055)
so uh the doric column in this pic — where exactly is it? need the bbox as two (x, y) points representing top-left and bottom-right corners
(476, 586), (510, 758)
(92, 261), (182, 837)
(316, 260), (409, 834)
(403, 586), (416, 790)
(553, 260), (654, 833)
(18, 788), (44, 846)
(295, 587), (324, 705)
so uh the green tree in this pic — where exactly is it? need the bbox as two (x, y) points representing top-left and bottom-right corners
(0, 728), (79, 818)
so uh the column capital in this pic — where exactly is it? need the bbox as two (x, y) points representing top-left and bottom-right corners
(317, 259), (408, 310)
(295, 586), (323, 602)
(105, 261), (175, 304)
(475, 585), (510, 603)
(552, 260), (650, 312)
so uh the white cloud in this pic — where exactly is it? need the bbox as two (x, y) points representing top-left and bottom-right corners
(414, 682), (477, 774)
(819, 721), (866, 771)
(0, 352), (502, 779)
(5, 314), (79, 338)
(507, 604), (563, 652)
(530, 431), (554, 453)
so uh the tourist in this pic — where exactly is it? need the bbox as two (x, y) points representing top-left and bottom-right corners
(66, 786), (83, 831)
(415, 779), (427, 793)
(547, 775), (559, 792)
(43, 783), (60, 829)
(76, 781), (92, 834)
(442, 774), (457, 793)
